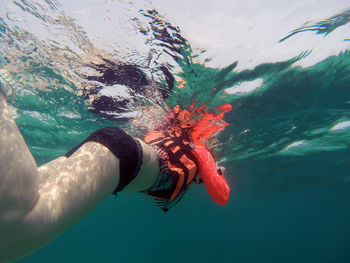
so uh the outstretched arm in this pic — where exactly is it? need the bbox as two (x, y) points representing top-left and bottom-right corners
(0, 92), (158, 263)
(0, 91), (39, 224)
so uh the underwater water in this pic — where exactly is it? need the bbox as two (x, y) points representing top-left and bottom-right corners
(1, 0), (350, 262)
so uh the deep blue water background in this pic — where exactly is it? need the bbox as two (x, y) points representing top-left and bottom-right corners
(21, 165), (350, 263)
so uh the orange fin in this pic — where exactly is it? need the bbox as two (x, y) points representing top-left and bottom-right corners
(193, 146), (230, 206)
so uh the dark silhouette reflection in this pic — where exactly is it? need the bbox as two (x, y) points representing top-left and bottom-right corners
(80, 9), (186, 121)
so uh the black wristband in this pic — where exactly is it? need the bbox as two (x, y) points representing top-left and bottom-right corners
(65, 127), (143, 193)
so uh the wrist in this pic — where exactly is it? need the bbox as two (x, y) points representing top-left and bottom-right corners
(122, 139), (159, 193)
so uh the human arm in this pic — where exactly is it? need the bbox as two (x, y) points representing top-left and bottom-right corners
(0, 91), (158, 263)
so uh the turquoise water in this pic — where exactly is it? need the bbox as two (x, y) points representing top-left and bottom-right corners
(1, 0), (350, 262)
